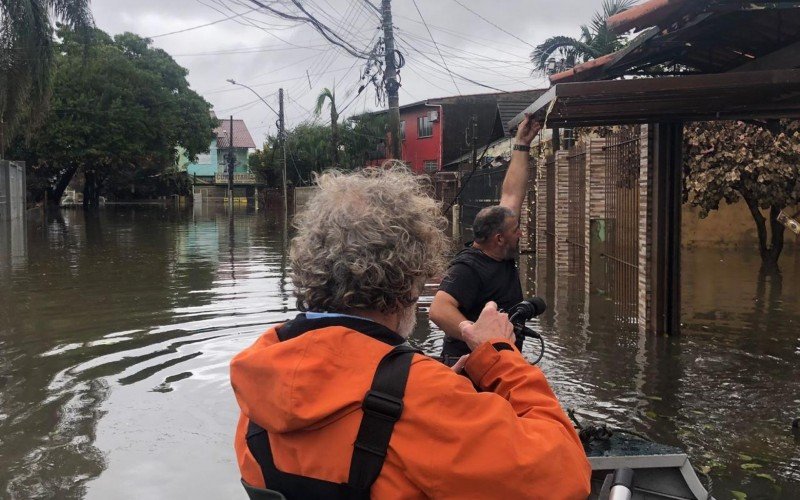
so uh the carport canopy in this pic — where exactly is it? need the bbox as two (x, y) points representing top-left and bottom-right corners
(509, 68), (800, 130)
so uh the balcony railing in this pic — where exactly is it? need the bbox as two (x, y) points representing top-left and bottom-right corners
(214, 172), (257, 185)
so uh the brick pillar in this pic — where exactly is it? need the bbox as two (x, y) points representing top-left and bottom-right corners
(554, 151), (570, 274)
(519, 154), (535, 253)
(535, 155), (549, 260)
(638, 124), (653, 335)
(585, 138), (605, 298)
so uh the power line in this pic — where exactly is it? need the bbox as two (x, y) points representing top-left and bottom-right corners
(146, 7), (259, 38)
(450, 0), (535, 48)
(396, 39), (507, 93)
(246, 0), (370, 59)
(410, 0), (460, 95)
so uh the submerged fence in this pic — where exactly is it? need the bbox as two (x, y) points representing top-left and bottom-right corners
(603, 128), (641, 322)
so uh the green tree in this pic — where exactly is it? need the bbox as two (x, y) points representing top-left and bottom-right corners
(249, 142), (279, 187)
(314, 87), (339, 167)
(685, 120), (800, 270)
(12, 27), (216, 207)
(248, 114), (387, 187)
(0, 0), (93, 153)
(530, 0), (636, 74)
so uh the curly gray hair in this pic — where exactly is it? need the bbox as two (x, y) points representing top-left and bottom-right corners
(290, 164), (449, 314)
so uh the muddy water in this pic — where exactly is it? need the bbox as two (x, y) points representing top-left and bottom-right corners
(1, 206), (798, 499)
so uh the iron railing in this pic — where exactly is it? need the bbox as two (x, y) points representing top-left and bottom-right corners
(603, 127), (641, 322)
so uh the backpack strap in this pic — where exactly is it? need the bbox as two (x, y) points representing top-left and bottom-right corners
(244, 343), (418, 499)
(347, 344), (418, 492)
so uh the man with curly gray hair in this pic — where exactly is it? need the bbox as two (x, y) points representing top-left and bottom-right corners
(230, 164), (591, 499)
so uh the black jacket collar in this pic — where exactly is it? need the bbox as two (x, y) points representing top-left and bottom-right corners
(276, 313), (406, 347)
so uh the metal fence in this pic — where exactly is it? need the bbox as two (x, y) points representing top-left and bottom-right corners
(459, 164), (508, 235)
(603, 128), (641, 322)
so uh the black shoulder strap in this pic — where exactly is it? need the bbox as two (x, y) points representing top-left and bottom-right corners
(245, 344), (418, 499)
(348, 344), (417, 492)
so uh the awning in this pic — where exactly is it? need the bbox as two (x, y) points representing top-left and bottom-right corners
(509, 69), (800, 129)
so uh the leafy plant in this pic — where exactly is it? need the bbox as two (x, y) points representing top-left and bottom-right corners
(684, 121), (800, 269)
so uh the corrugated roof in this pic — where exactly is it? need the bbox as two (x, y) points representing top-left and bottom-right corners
(498, 96), (546, 136)
(215, 119), (256, 149)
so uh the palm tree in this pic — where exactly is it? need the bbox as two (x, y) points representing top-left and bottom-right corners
(314, 87), (339, 168)
(0, 0), (93, 154)
(531, 0), (637, 75)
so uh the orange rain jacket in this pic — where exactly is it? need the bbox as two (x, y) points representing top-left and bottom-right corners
(231, 320), (591, 499)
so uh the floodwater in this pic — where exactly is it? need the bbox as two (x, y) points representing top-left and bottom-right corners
(1, 206), (798, 499)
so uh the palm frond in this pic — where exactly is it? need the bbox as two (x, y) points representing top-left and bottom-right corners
(314, 87), (334, 116)
(1, 0), (95, 150)
(531, 36), (590, 73)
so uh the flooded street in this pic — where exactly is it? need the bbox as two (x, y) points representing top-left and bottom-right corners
(1, 206), (799, 499)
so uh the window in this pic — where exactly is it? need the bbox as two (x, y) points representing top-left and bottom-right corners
(423, 160), (438, 174)
(399, 120), (406, 140)
(417, 115), (433, 138)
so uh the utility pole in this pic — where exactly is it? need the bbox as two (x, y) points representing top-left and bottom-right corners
(278, 88), (288, 216)
(227, 115), (236, 209)
(382, 0), (402, 160)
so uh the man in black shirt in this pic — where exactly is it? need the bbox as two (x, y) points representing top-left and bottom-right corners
(430, 114), (541, 362)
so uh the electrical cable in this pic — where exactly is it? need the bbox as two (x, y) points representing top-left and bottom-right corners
(450, 0), (535, 48)
(410, 0), (460, 94)
(146, 7), (259, 38)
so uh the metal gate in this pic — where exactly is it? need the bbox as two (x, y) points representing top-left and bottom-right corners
(603, 128), (640, 322)
(459, 164), (507, 235)
(566, 145), (587, 279)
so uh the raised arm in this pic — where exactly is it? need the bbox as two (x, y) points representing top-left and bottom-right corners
(500, 114), (542, 215)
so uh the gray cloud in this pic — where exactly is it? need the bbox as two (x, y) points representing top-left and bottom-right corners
(92, 0), (607, 144)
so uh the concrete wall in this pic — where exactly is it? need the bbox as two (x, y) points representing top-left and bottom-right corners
(1, 161), (27, 270)
(682, 201), (798, 248)
(0, 161), (25, 221)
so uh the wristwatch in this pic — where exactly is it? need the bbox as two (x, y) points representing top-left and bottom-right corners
(513, 144), (531, 152)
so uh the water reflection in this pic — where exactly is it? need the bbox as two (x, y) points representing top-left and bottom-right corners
(0, 207), (798, 499)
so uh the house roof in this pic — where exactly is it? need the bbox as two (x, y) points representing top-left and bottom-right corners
(550, 1), (800, 84)
(215, 119), (256, 149)
(498, 97), (547, 136)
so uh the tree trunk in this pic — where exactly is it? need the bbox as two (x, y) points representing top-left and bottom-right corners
(767, 205), (786, 268)
(331, 107), (339, 168)
(742, 193), (768, 260)
(83, 169), (100, 209)
(742, 191), (785, 270)
(48, 162), (80, 206)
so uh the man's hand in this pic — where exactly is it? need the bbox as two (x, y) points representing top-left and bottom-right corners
(515, 113), (542, 146)
(459, 301), (514, 351)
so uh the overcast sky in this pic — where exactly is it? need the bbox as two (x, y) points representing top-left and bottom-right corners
(91, 0), (609, 144)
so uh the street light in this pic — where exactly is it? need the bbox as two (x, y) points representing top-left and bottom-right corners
(227, 79), (280, 117)
(226, 79), (287, 216)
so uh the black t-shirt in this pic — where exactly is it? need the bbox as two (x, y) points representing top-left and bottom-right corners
(438, 247), (523, 357)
